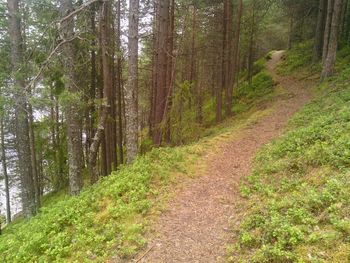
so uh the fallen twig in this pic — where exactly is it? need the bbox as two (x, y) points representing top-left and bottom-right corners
(133, 244), (156, 263)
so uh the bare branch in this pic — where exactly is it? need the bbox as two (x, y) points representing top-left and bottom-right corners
(25, 36), (78, 92)
(59, 0), (101, 27)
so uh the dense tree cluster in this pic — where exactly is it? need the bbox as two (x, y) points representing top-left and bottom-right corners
(0, 0), (347, 222)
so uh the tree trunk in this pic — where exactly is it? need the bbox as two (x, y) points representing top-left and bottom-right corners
(218, 0), (230, 123)
(322, 0), (342, 79)
(28, 105), (40, 210)
(288, 15), (294, 49)
(225, 0), (240, 117)
(345, 0), (350, 43)
(339, 0), (348, 37)
(100, 0), (117, 173)
(313, 0), (327, 61)
(247, 6), (255, 85)
(89, 109), (107, 183)
(322, 0), (334, 63)
(116, 0), (124, 165)
(165, 0), (175, 142)
(0, 118), (11, 223)
(8, 0), (36, 217)
(87, 3), (97, 167)
(152, 0), (170, 145)
(60, 0), (83, 195)
(125, 0), (139, 163)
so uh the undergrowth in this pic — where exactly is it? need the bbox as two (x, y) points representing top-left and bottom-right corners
(0, 52), (277, 262)
(170, 55), (275, 145)
(0, 146), (200, 262)
(277, 41), (316, 75)
(229, 45), (350, 262)
(0, 59), (276, 262)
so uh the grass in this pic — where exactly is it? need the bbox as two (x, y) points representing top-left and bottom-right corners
(277, 41), (317, 75)
(228, 44), (350, 262)
(0, 147), (200, 262)
(0, 54), (278, 262)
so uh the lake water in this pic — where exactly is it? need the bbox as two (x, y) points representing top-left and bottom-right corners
(0, 180), (21, 219)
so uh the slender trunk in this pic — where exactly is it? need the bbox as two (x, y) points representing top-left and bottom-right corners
(322, 0), (334, 63)
(346, 0), (350, 43)
(28, 105), (40, 209)
(322, 0), (342, 79)
(116, 0), (124, 164)
(313, 0), (327, 61)
(340, 0), (348, 37)
(100, 0), (117, 173)
(125, 0), (139, 163)
(218, 0), (229, 123)
(8, 0), (36, 217)
(230, 0), (243, 108)
(196, 59), (203, 123)
(88, 3), (97, 162)
(89, 110), (108, 183)
(288, 15), (294, 49)
(60, 0), (83, 195)
(248, 7), (255, 85)
(152, 0), (170, 145)
(54, 94), (65, 189)
(0, 118), (11, 223)
(164, 0), (175, 142)
(190, 5), (196, 94)
(225, 0), (239, 117)
(150, 3), (157, 139)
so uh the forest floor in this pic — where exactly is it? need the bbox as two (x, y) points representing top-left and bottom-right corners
(132, 51), (316, 263)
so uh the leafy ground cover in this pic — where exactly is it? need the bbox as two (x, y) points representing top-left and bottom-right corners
(0, 54), (276, 262)
(228, 45), (350, 263)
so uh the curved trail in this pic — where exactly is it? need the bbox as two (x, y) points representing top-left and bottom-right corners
(134, 51), (315, 262)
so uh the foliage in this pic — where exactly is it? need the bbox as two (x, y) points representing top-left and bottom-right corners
(168, 55), (275, 145)
(229, 46), (350, 263)
(234, 70), (275, 104)
(277, 41), (315, 74)
(0, 146), (199, 262)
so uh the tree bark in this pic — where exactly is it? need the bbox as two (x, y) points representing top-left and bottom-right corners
(217, 0), (229, 123)
(247, 6), (255, 85)
(225, 0), (241, 117)
(87, 3), (97, 168)
(116, 0), (124, 165)
(322, 0), (342, 79)
(0, 118), (11, 223)
(313, 0), (327, 61)
(28, 105), (40, 210)
(60, 0), (83, 195)
(322, 0), (334, 63)
(100, 0), (117, 173)
(125, 0), (139, 163)
(8, 0), (37, 217)
(165, 0), (175, 141)
(152, 0), (170, 145)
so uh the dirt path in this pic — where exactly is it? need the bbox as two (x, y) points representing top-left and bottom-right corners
(134, 51), (315, 263)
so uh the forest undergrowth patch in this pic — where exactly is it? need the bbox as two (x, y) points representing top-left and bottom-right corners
(228, 45), (350, 263)
(0, 56), (278, 262)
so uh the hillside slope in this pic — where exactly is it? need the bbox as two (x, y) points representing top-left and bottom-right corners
(0, 53), (278, 262)
(228, 44), (350, 262)
(133, 51), (316, 262)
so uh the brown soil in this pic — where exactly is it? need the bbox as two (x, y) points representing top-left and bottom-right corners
(132, 51), (315, 263)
